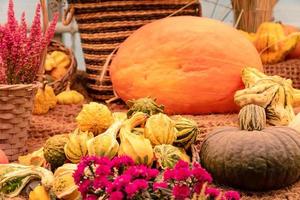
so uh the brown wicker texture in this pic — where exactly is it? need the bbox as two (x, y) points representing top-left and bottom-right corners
(0, 84), (38, 161)
(46, 40), (77, 94)
(65, 0), (201, 101)
(264, 59), (300, 89)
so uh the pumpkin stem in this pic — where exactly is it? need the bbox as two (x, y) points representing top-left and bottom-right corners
(238, 104), (266, 131)
(66, 81), (71, 91)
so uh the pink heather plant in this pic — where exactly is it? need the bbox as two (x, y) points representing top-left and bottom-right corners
(0, 0), (58, 84)
(73, 156), (240, 200)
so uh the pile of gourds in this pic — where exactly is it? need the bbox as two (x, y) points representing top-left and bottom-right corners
(239, 22), (300, 64)
(32, 82), (84, 115)
(0, 98), (199, 199)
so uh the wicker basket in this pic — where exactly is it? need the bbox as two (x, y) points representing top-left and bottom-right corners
(0, 84), (38, 161)
(64, 0), (201, 101)
(264, 59), (300, 89)
(46, 40), (77, 94)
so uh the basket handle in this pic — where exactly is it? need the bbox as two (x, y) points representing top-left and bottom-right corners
(63, 4), (75, 26)
(96, 46), (119, 86)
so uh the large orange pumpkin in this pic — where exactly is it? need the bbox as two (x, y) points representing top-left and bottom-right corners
(283, 24), (300, 59)
(110, 16), (263, 114)
(0, 149), (8, 164)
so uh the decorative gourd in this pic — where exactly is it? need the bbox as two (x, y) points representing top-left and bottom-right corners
(52, 164), (80, 200)
(144, 113), (177, 146)
(153, 144), (190, 169)
(44, 54), (56, 72)
(173, 116), (199, 150)
(254, 22), (298, 64)
(43, 134), (69, 170)
(51, 51), (71, 69)
(56, 82), (84, 105)
(32, 84), (57, 115)
(32, 88), (49, 115)
(44, 85), (57, 109)
(18, 148), (46, 167)
(200, 104), (300, 191)
(118, 112), (154, 166)
(0, 164), (54, 198)
(87, 121), (122, 159)
(283, 24), (300, 59)
(76, 102), (113, 134)
(51, 67), (67, 80)
(29, 185), (50, 200)
(64, 129), (94, 163)
(127, 97), (164, 118)
(234, 67), (300, 125)
(0, 149), (8, 164)
(110, 16), (263, 114)
(112, 112), (127, 122)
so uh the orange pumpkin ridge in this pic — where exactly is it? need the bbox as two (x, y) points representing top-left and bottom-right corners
(110, 16), (263, 114)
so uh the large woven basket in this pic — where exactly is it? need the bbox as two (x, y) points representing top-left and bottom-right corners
(264, 59), (300, 89)
(0, 84), (38, 161)
(64, 0), (201, 101)
(46, 40), (77, 94)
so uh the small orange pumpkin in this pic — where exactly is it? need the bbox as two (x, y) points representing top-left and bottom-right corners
(110, 16), (263, 114)
(283, 24), (300, 59)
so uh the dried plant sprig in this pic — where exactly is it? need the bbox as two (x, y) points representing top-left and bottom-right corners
(0, 0), (58, 84)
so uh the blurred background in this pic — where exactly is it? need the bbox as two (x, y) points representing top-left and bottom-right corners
(0, 0), (299, 71)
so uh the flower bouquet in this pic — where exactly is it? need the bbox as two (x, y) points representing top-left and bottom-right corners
(74, 156), (240, 200)
(0, 0), (58, 161)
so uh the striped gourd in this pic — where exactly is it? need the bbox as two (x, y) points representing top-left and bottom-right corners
(173, 117), (199, 150)
(153, 144), (190, 169)
(238, 104), (266, 131)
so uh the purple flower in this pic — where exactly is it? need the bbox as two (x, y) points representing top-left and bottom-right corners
(192, 167), (212, 184)
(205, 187), (221, 198)
(78, 179), (91, 195)
(224, 191), (240, 200)
(107, 174), (132, 192)
(93, 176), (110, 190)
(109, 191), (124, 200)
(163, 169), (174, 181)
(125, 183), (138, 198)
(112, 156), (134, 169)
(95, 164), (111, 177)
(133, 179), (148, 190)
(153, 182), (168, 190)
(172, 185), (191, 200)
(174, 168), (192, 181)
(147, 168), (160, 180)
(174, 160), (189, 169)
(85, 194), (98, 200)
(193, 182), (203, 194)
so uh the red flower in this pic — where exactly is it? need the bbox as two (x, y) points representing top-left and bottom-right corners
(109, 191), (123, 200)
(224, 191), (240, 200)
(173, 168), (192, 181)
(153, 182), (168, 191)
(172, 185), (190, 200)
(205, 187), (221, 198)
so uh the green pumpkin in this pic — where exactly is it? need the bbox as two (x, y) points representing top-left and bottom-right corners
(200, 104), (300, 191)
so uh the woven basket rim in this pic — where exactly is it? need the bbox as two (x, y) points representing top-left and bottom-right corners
(0, 83), (39, 91)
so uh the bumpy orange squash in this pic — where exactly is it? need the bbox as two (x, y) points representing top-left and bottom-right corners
(110, 16), (263, 114)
